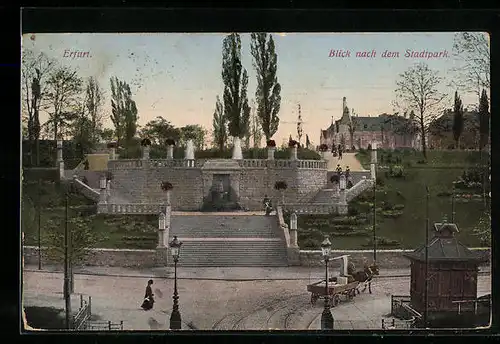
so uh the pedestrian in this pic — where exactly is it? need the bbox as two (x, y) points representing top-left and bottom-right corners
(345, 166), (350, 181)
(141, 279), (155, 310)
(83, 159), (89, 170)
(338, 144), (343, 159)
(336, 164), (342, 178)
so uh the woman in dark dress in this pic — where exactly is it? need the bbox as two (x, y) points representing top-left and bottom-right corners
(141, 279), (155, 310)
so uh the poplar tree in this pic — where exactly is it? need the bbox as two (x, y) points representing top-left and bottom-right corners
(452, 91), (464, 149)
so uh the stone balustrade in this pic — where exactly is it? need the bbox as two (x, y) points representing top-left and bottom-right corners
(103, 203), (166, 214)
(282, 203), (338, 214)
(108, 159), (144, 169)
(149, 159), (205, 168)
(72, 178), (100, 202)
(108, 158), (327, 170)
(346, 178), (374, 202)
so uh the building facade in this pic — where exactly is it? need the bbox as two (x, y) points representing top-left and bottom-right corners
(319, 97), (420, 151)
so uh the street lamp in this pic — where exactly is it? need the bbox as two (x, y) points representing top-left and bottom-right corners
(320, 237), (334, 330)
(169, 236), (183, 330)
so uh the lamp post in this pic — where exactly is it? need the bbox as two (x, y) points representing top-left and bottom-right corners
(37, 178), (42, 270)
(373, 178), (377, 262)
(451, 184), (455, 223)
(63, 190), (72, 329)
(169, 236), (183, 330)
(320, 237), (334, 330)
(423, 185), (430, 328)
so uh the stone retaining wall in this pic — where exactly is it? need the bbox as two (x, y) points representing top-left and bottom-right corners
(23, 246), (167, 268)
(299, 248), (491, 269)
(23, 246), (491, 269)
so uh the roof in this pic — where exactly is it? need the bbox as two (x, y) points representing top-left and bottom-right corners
(403, 221), (487, 262)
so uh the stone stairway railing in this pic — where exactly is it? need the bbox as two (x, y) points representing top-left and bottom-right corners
(346, 178), (374, 202)
(98, 203), (165, 214)
(282, 203), (338, 214)
(72, 177), (100, 202)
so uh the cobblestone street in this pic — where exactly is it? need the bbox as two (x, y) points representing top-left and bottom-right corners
(22, 268), (491, 330)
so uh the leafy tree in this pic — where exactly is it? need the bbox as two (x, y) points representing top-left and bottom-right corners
(42, 213), (102, 293)
(452, 91), (464, 149)
(110, 77), (138, 147)
(100, 128), (115, 142)
(21, 49), (56, 166)
(212, 95), (227, 151)
(250, 33), (281, 141)
(45, 66), (83, 140)
(84, 77), (105, 144)
(140, 116), (181, 145)
(478, 89), (490, 150)
(451, 32), (490, 98)
(394, 63), (447, 159)
(180, 124), (206, 150)
(222, 33), (251, 139)
(473, 211), (491, 246)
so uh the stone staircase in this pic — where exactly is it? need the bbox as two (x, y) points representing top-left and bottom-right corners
(169, 214), (288, 267)
(311, 189), (339, 203)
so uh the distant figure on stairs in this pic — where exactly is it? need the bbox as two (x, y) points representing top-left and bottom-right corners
(345, 166), (350, 181)
(338, 144), (343, 159)
(141, 279), (155, 310)
(263, 194), (273, 215)
(83, 159), (89, 170)
(336, 164), (342, 178)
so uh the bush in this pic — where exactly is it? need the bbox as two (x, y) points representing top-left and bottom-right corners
(348, 207), (359, 216)
(362, 236), (401, 248)
(376, 176), (385, 186)
(381, 210), (404, 218)
(437, 191), (452, 197)
(23, 168), (59, 182)
(388, 165), (405, 178)
(393, 204), (405, 210)
(417, 159), (427, 164)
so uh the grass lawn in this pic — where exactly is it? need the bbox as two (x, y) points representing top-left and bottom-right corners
(22, 181), (158, 250)
(291, 163), (488, 250)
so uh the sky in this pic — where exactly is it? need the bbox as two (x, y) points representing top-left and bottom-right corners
(21, 32), (487, 146)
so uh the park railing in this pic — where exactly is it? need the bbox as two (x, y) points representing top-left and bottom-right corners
(85, 320), (124, 331)
(282, 203), (337, 215)
(72, 177), (100, 202)
(390, 295), (422, 323)
(381, 318), (416, 329)
(104, 203), (166, 214)
(346, 178), (374, 202)
(73, 295), (92, 330)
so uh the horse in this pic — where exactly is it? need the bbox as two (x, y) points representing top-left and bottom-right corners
(353, 264), (380, 294)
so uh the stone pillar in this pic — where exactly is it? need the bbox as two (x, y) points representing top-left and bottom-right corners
(142, 145), (150, 160)
(157, 211), (166, 248)
(166, 190), (171, 206)
(56, 140), (65, 178)
(98, 176), (107, 205)
(370, 142), (377, 180)
(232, 137), (243, 160)
(290, 146), (298, 160)
(109, 148), (116, 160)
(167, 145), (174, 160)
(230, 174), (240, 203)
(289, 212), (298, 247)
(339, 174), (348, 215)
(267, 147), (275, 160)
(185, 139), (195, 167)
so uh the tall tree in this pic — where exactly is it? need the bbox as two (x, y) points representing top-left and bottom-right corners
(110, 77), (138, 146)
(250, 99), (263, 148)
(394, 63), (447, 159)
(180, 124), (206, 150)
(222, 33), (251, 139)
(85, 77), (105, 144)
(306, 134), (311, 149)
(478, 89), (490, 150)
(21, 50), (55, 165)
(250, 33), (281, 141)
(212, 96), (227, 151)
(45, 66), (83, 141)
(140, 117), (181, 145)
(451, 32), (490, 99)
(452, 91), (465, 149)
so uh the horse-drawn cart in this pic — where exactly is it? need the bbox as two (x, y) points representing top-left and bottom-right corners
(307, 279), (360, 307)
